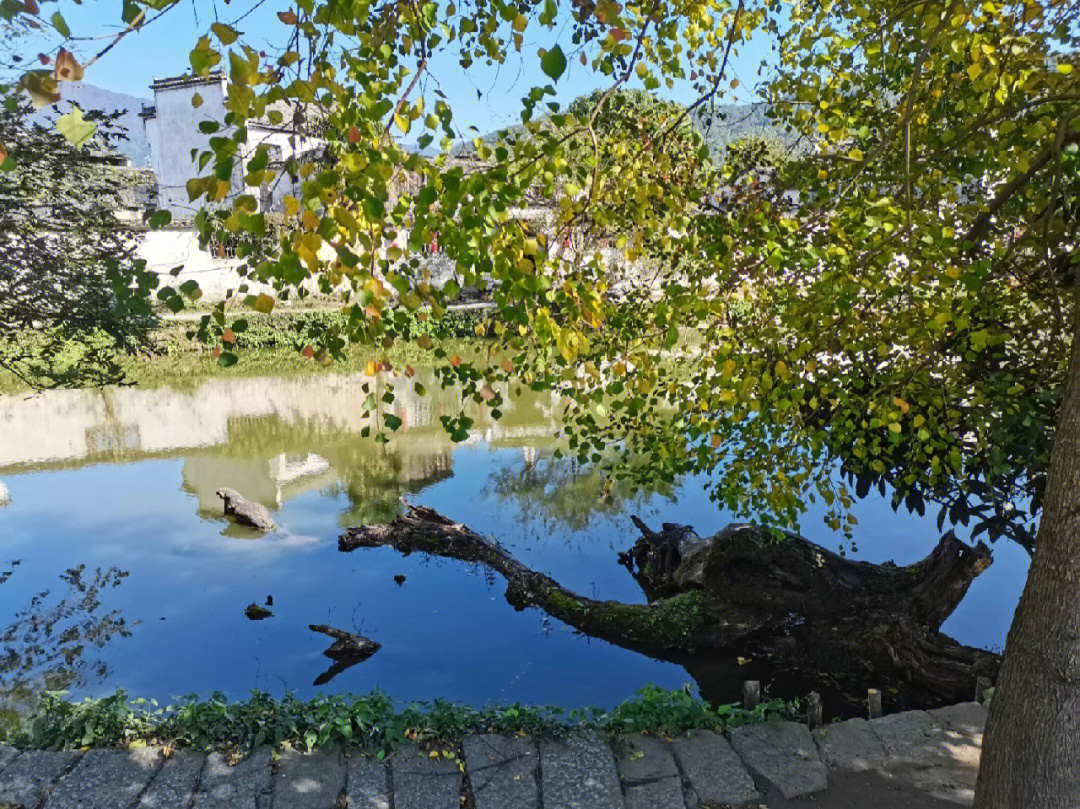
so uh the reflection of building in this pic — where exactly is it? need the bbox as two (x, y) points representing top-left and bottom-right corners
(0, 373), (558, 521)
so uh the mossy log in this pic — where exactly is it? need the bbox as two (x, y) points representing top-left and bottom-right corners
(339, 506), (999, 709)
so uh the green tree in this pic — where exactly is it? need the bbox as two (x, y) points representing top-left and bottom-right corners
(3, 0), (1080, 802)
(0, 102), (158, 387)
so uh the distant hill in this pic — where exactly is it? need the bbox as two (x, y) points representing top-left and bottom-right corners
(451, 99), (795, 161)
(694, 103), (796, 155)
(29, 82), (151, 166)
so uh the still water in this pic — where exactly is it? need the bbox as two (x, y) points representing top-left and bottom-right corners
(0, 372), (1030, 713)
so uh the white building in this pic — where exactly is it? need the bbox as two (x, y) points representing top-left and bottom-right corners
(141, 71), (322, 219)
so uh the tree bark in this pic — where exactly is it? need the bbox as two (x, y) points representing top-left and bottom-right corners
(341, 504), (998, 711)
(975, 286), (1080, 808)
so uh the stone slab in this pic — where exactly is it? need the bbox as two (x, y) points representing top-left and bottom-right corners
(191, 749), (272, 809)
(343, 756), (389, 809)
(0, 750), (82, 809)
(539, 730), (626, 809)
(670, 729), (759, 807)
(929, 702), (986, 743)
(0, 747), (18, 776)
(869, 710), (952, 768)
(137, 750), (205, 809)
(390, 745), (461, 809)
(462, 734), (538, 809)
(272, 747), (345, 809)
(727, 721), (828, 800)
(814, 719), (888, 772)
(44, 748), (161, 809)
(614, 736), (683, 809)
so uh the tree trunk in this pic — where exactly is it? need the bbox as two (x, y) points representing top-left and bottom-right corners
(341, 504), (998, 711)
(975, 288), (1080, 808)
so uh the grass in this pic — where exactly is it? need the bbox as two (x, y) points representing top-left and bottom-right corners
(4, 686), (799, 755)
(0, 309), (488, 395)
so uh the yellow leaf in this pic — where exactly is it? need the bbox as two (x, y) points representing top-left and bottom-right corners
(364, 361), (377, 376)
(893, 397), (910, 414)
(284, 195), (300, 217)
(1058, 63), (1074, 75)
(302, 209), (319, 230)
(967, 62), (982, 80)
(512, 12), (527, 31)
(253, 293), (275, 314)
(53, 48), (84, 81)
(192, 92), (203, 108)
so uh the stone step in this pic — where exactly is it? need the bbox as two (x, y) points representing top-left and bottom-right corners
(137, 750), (205, 809)
(614, 734), (684, 809)
(727, 720), (828, 800)
(539, 729), (626, 809)
(814, 717), (888, 772)
(0, 750), (83, 809)
(389, 744), (462, 809)
(43, 747), (161, 809)
(191, 749), (272, 809)
(462, 734), (539, 809)
(343, 755), (390, 809)
(670, 729), (759, 808)
(272, 746), (346, 809)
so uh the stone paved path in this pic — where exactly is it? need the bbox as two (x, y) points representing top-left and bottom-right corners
(0, 703), (986, 809)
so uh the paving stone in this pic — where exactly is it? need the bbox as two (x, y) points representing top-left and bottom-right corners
(462, 734), (538, 809)
(727, 721), (828, 800)
(614, 736), (683, 809)
(539, 729), (626, 809)
(44, 748), (161, 809)
(814, 719), (888, 772)
(0, 750), (82, 809)
(344, 756), (390, 809)
(869, 710), (952, 768)
(670, 729), (759, 808)
(191, 749), (272, 809)
(0, 746), (18, 776)
(137, 750), (205, 809)
(929, 702), (986, 742)
(272, 747), (345, 809)
(389, 745), (461, 809)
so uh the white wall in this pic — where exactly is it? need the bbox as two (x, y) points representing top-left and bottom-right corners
(144, 76), (230, 218)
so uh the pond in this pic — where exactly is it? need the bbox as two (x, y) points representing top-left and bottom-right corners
(0, 371), (1030, 720)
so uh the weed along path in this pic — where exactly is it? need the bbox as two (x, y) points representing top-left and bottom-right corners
(0, 701), (984, 808)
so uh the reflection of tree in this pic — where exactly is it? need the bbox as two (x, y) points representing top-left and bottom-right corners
(0, 563), (131, 732)
(487, 455), (678, 532)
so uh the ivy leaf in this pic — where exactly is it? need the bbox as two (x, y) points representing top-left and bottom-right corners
(56, 105), (96, 149)
(541, 45), (567, 81)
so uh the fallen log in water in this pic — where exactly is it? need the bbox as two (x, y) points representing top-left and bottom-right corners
(309, 624), (380, 686)
(339, 506), (999, 708)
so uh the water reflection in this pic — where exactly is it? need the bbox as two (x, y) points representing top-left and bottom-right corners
(0, 372), (1031, 713)
(0, 562), (131, 731)
(0, 372), (560, 528)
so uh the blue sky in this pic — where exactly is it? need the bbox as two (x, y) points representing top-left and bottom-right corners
(37, 0), (773, 135)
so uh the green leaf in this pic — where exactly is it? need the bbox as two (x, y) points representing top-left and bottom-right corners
(217, 351), (239, 367)
(56, 106), (96, 149)
(51, 11), (70, 38)
(211, 22), (238, 45)
(148, 210), (172, 229)
(541, 45), (567, 81)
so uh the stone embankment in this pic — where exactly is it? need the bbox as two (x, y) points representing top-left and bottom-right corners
(0, 701), (985, 808)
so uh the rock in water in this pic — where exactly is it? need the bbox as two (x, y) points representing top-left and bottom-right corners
(217, 487), (277, 532)
(245, 603), (273, 620)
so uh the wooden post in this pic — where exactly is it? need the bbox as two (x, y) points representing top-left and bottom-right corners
(976, 676), (992, 704)
(743, 680), (760, 709)
(868, 688), (882, 719)
(807, 692), (823, 729)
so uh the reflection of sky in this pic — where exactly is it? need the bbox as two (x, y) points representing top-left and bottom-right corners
(0, 441), (1028, 709)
